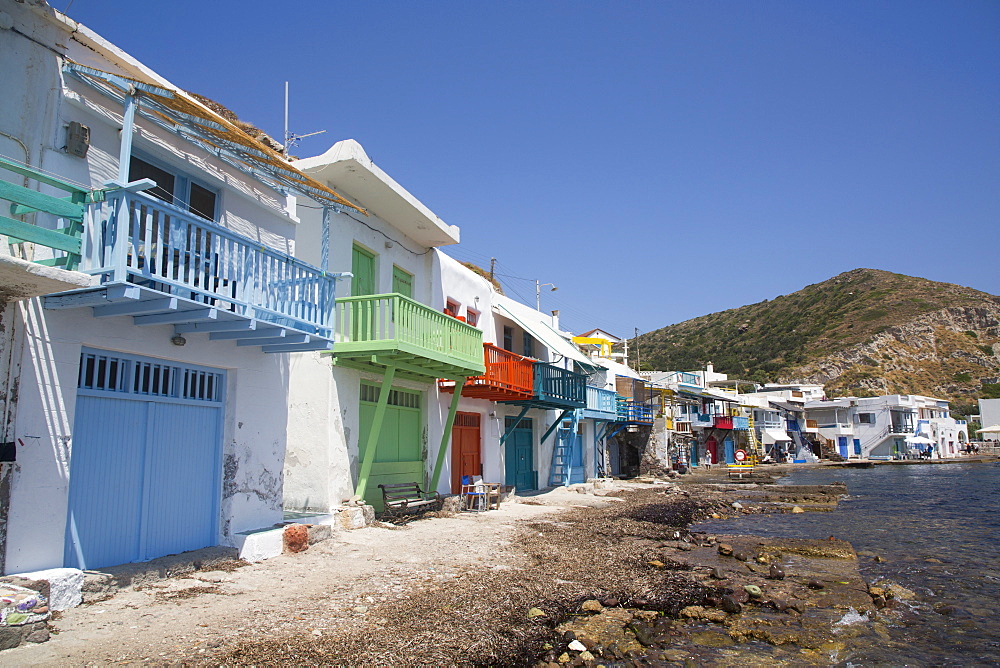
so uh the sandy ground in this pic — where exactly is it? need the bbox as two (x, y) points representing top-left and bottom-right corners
(0, 487), (615, 666)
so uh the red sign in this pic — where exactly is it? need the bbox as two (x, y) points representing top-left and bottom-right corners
(735, 449), (747, 462)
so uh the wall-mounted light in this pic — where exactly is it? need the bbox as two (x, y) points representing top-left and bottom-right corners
(171, 335), (187, 346)
(385, 241), (394, 249)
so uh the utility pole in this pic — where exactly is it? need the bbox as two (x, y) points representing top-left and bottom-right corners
(634, 327), (641, 371)
(489, 257), (496, 282)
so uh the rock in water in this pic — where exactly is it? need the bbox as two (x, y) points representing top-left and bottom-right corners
(744, 585), (763, 599)
(718, 543), (734, 556)
(768, 564), (785, 580)
(721, 595), (742, 614)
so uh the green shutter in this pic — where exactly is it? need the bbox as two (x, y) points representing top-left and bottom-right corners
(392, 265), (414, 298)
(351, 245), (376, 297)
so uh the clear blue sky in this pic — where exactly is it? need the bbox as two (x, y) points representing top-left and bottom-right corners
(63, 0), (999, 337)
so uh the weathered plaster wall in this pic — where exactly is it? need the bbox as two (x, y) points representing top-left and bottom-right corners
(5, 302), (289, 573)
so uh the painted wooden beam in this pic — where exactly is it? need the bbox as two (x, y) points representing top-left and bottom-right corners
(540, 409), (572, 446)
(428, 377), (465, 495)
(209, 328), (284, 340)
(236, 333), (308, 347)
(499, 406), (532, 447)
(93, 296), (177, 318)
(355, 365), (396, 501)
(0, 215), (83, 254)
(261, 341), (333, 353)
(175, 318), (257, 333)
(0, 181), (85, 220)
(133, 307), (217, 326)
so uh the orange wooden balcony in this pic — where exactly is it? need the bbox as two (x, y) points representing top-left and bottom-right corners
(439, 343), (534, 401)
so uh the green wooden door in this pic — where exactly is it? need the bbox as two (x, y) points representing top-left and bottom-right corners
(351, 245), (376, 297)
(504, 416), (535, 491)
(392, 265), (413, 298)
(358, 383), (423, 511)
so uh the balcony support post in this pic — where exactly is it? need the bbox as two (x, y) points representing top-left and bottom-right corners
(499, 406), (531, 447)
(355, 365), (396, 501)
(540, 409), (572, 446)
(428, 377), (465, 495)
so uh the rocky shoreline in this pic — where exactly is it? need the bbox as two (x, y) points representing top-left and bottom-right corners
(223, 474), (902, 666)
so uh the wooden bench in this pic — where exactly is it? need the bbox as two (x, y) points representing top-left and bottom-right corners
(728, 464), (754, 479)
(378, 482), (441, 518)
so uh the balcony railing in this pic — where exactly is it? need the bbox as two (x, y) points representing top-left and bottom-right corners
(334, 293), (484, 378)
(617, 396), (653, 424)
(695, 412), (713, 424)
(86, 190), (339, 336)
(583, 385), (618, 419)
(439, 343), (532, 400)
(732, 416), (750, 430)
(713, 415), (734, 430)
(533, 362), (586, 408)
(677, 372), (700, 385)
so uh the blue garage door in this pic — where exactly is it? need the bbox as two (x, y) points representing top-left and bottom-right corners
(65, 350), (224, 570)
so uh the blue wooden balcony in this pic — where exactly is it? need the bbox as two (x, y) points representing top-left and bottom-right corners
(582, 385), (617, 420)
(732, 416), (750, 430)
(503, 361), (586, 410)
(616, 396), (653, 424)
(39, 188), (344, 353)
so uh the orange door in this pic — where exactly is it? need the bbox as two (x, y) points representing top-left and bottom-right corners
(451, 412), (482, 493)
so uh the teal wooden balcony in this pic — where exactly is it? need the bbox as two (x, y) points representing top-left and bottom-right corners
(332, 293), (485, 380)
(583, 385), (618, 420)
(733, 416), (750, 430)
(616, 396), (653, 424)
(503, 361), (586, 410)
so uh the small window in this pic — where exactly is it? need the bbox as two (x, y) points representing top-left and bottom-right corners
(188, 182), (217, 221)
(129, 155), (218, 221)
(523, 331), (533, 357)
(445, 299), (461, 318)
(857, 413), (876, 424)
(465, 308), (479, 327)
(130, 157), (175, 203)
(503, 326), (514, 352)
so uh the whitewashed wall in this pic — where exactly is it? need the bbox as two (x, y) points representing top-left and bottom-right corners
(5, 302), (289, 573)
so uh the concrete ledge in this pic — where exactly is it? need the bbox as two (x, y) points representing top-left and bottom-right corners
(8, 568), (82, 611)
(0, 255), (92, 301)
(230, 527), (284, 563)
(81, 546), (239, 604)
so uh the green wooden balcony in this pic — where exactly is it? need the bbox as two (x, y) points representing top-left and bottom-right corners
(332, 293), (485, 380)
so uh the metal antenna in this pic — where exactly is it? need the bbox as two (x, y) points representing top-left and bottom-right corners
(283, 81), (325, 157)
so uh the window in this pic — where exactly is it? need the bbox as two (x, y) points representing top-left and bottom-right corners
(857, 412), (876, 424)
(503, 326), (514, 352)
(445, 299), (461, 318)
(465, 308), (479, 327)
(392, 265), (413, 298)
(130, 155), (218, 221)
(522, 331), (533, 357)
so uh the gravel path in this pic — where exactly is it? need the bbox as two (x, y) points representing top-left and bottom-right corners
(0, 487), (612, 666)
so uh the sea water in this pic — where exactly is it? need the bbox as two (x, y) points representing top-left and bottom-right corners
(696, 462), (1000, 665)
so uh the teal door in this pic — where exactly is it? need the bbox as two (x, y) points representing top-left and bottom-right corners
(505, 416), (535, 491)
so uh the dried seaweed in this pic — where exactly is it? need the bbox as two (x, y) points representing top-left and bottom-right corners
(219, 489), (716, 666)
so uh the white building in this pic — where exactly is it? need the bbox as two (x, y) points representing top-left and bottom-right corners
(805, 395), (969, 459)
(0, 2), (359, 573)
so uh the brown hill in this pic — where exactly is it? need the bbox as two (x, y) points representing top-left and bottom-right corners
(637, 269), (1000, 410)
